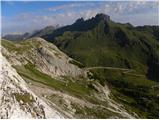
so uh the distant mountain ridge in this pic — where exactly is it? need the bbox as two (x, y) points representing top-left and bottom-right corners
(3, 14), (158, 42)
(40, 13), (158, 81)
(2, 26), (56, 41)
(39, 13), (158, 42)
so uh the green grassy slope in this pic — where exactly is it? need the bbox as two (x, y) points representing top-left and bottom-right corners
(53, 18), (158, 82)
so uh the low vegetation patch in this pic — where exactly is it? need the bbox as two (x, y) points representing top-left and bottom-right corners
(13, 92), (35, 104)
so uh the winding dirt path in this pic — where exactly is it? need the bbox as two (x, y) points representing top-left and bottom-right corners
(83, 66), (133, 71)
(84, 66), (145, 77)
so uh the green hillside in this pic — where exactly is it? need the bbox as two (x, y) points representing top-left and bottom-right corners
(43, 14), (158, 82)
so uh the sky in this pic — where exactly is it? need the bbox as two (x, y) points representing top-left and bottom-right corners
(1, 1), (159, 35)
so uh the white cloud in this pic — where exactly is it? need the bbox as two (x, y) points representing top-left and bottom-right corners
(47, 2), (98, 12)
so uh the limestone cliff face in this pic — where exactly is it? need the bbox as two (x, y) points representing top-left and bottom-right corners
(2, 37), (87, 78)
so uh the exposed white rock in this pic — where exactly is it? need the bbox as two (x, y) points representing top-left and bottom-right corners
(0, 53), (65, 119)
(2, 37), (87, 78)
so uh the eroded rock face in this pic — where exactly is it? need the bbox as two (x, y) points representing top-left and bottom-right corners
(0, 54), (65, 119)
(2, 37), (87, 78)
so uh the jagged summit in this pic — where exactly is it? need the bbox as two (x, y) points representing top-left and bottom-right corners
(75, 17), (84, 24)
(74, 13), (110, 24)
(95, 13), (110, 21)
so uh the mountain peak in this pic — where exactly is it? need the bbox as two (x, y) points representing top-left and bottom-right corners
(75, 17), (84, 24)
(95, 13), (110, 21)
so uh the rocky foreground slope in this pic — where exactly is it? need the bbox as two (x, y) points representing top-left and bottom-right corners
(1, 37), (138, 118)
(0, 53), (64, 119)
